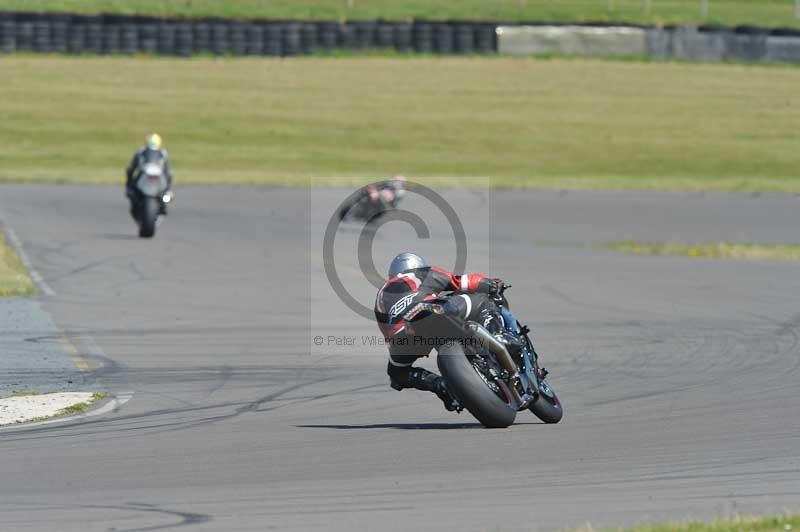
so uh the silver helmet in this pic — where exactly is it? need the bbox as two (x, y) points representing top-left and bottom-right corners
(388, 252), (428, 278)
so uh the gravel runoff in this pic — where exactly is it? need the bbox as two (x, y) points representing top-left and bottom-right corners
(0, 392), (94, 426)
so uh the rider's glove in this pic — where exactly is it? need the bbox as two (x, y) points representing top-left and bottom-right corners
(476, 277), (500, 295)
(491, 278), (505, 295)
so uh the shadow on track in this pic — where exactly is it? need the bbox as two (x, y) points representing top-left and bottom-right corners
(96, 233), (140, 240)
(298, 422), (543, 430)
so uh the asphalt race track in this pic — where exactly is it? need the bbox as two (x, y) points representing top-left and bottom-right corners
(0, 184), (798, 532)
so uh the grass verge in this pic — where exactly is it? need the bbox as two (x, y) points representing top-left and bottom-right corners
(603, 241), (800, 260)
(2, 55), (799, 192)
(3, 0), (800, 28)
(601, 514), (799, 532)
(58, 392), (109, 415)
(0, 233), (35, 296)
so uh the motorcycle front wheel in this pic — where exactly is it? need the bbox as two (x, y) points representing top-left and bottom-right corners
(528, 379), (563, 424)
(437, 343), (516, 428)
(139, 197), (159, 238)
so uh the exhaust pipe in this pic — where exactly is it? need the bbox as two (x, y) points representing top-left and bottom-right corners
(465, 322), (518, 377)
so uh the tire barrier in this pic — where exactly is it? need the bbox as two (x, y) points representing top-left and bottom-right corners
(0, 14), (15, 54)
(434, 23), (454, 54)
(376, 23), (394, 48)
(210, 20), (228, 55)
(192, 22), (209, 53)
(0, 13), (501, 57)
(87, 19), (104, 54)
(394, 23), (413, 52)
(51, 14), (69, 53)
(2, 11), (799, 63)
(476, 24), (497, 54)
(103, 23), (121, 55)
(264, 23), (282, 56)
(455, 24), (475, 54)
(245, 23), (263, 56)
(16, 19), (33, 52)
(120, 22), (138, 54)
(353, 21), (376, 49)
(139, 20), (157, 54)
(337, 23), (357, 49)
(283, 23), (302, 56)
(33, 16), (51, 53)
(228, 20), (247, 56)
(413, 22), (433, 53)
(158, 22), (176, 55)
(300, 23), (318, 54)
(318, 23), (338, 50)
(175, 22), (193, 57)
(67, 21), (85, 54)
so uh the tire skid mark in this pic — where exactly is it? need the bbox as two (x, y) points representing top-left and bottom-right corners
(0, 367), (374, 441)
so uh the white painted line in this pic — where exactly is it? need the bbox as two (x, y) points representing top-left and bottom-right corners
(2, 224), (56, 297)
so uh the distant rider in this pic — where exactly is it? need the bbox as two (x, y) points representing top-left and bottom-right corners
(125, 133), (173, 214)
(339, 175), (407, 221)
(374, 252), (517, 412)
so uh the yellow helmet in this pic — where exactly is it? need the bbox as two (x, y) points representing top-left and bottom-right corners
(145, 133), (162, 150)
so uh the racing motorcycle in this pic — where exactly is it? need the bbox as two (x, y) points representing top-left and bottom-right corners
(339, 184), (404, 224)
(401, 285), (563, 428)
(130, 157), (172, 238)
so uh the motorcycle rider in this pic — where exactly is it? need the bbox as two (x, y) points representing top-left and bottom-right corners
(125, 133), (173, 216)
(375, 252), (519, 412)
(339, 175), (407, 221)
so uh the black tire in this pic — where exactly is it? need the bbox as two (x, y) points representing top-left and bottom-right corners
(528, 379), (563, 424)
(139, 197), (158, 238)
(437, 343), (516, 428)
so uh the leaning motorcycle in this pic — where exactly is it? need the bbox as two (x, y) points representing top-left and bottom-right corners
(401, 285), (563, 428)
(339, 186), (403, 224)
(131, 160), (172, 238)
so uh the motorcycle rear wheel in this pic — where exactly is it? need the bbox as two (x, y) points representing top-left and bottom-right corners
(437, 343), (516, 428)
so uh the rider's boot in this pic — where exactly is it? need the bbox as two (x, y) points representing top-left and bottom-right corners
(391, 367), (461, 412)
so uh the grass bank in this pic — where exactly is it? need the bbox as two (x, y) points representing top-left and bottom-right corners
(3, 55), (799, 191)
(604, 514), (800, 532)
(0, 233), (35, 296)
(604, 241), (800, 260)
(4, 0), (800, 28)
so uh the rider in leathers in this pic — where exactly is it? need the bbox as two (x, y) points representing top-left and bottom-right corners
(375, 252), (518, 411)
(125, 133), (173, 215)
(339, 175), (406, 221)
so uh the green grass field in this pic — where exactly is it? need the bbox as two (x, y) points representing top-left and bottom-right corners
(0, 233), (35, 296)
(2, 55), (799, 191)
(3, 0), (800, 28)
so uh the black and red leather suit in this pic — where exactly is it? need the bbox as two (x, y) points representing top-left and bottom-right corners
(374, 266), (501, 397)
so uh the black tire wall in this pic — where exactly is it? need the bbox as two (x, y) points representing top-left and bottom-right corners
(2, 11), (799, 61)
(0, 12), (500, 56)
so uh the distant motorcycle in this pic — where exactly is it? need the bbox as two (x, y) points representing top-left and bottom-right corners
(339, 183), (405, 224)
(130, 158), (172, 238)
(401, 284), (563, 428)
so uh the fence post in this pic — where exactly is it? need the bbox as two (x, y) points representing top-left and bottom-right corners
(701, 0), (709, 19)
